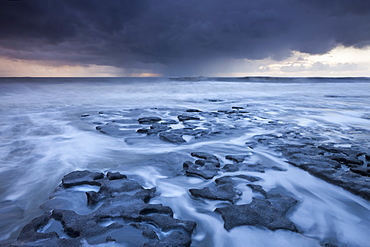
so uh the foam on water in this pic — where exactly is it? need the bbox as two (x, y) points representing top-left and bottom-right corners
(0, 77), (370, 246)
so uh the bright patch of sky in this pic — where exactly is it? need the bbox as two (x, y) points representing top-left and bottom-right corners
(240, 46), (370, 77)
(1, 46), (369, 77)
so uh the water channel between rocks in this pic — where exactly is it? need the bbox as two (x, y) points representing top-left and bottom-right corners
(0, 77), (369, 246)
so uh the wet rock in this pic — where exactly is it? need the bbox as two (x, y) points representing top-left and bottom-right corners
(350, 167), (370, 177)
(107, 171), (127, 180)
(324, 243), (339, 247)
(242, 163), (266, 173)
(183, 161), (219, 179)
(330, 155), (363, 167)
(215, 191), (298, 231)
(142, 230), (193, 247)
(177, 115), (200, 121)
(131, 223), (158, 240)
(15, 212), (58, 243)
(182, 152), (223, 179)
(149, 123), (171, 133)
(186, 109), (202, 112)
(191, 152), (220, 167)
(13, 171), (197, 247)
(288, 160), (370, 200)
(159, 132), (186, 144)
(140, 214), (196, 233)
(96, 124), (127, 137)
(138, 117), (162, 124)
(247, 184), (268, 195)
(62, 170), (104, 188)
(235, 174), (260, 182)
(189, 178), (241, 203)
(191, 152), (217, 160)
(225, 154), (249, 163)
(279, 142), (370, 201)
(222, 163), (239, 172)
(137, 128), (149, 133)
(52, 209), (122, 238)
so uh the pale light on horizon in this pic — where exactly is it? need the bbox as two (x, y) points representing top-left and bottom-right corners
(1, 46), (370, 78)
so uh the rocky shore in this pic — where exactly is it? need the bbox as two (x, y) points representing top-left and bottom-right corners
(11, 171), (196, 246)
(90, 106), (370, 201)
(11, 105), (369, 246)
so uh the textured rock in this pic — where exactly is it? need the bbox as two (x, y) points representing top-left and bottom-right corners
(177, 115), (200, 121)
(189, 180), (241, 203)
(12, 171), (196, 247)
(215, 186), (298, 231)
(350, 167), (370, 177)
(186, 109), (202, 112)
(282, 143), (370, 201)
(138, 117), (162, 124)
(183, 161), (219, 179)
(159, 132), (186, 143)
(225, 154), (249, 163)
(96, 125), (127, 137)
(183, 152), (222, 179)
(107, 171), (127, 180)
(147, 123), (171, 134)
(62, 170), (104, 188)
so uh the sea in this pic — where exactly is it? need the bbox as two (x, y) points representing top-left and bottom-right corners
(0, 77), (369, 246)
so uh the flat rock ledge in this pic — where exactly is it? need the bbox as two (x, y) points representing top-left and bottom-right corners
(248, 134), (370, 201)
(11, 171), (196, 247)
(215, 185), (298, 232)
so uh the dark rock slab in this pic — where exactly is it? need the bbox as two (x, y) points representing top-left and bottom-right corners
(225, 154), (249, 163)
(350, 167), (370, 177)
(142, 230), (193, 247)
(183, 152), (223, 179)
(142, 123), (172, 135)
(222, 163), (239, 172)
(138, 117), (162, 124)
(62, 170), (104, 188)
(279, 142), (370, 201)
(177, 115), (200, 121)
(159, 132), (186, 144)
(234, 174), (261, 182)
(191, 152), (218, 160)
(366, 154), (370, 161)
(241, 163), (266, 173)
(137, 128), (149, 134)
(324, 243), (339, 247)
(330, 155), (363, 167)
(288, 161), (370, 200)
(15, 212), (58, 243)
(189, 179), (241, 203)
(12, 171), (196, 247)
(107, 171), (127, 180)
(186, 109), (202, 112)
(183, 161), (219, 179)
(96, 125), (128, 137)
(215, 192), (298, 231)
(191, 152), (220, 167)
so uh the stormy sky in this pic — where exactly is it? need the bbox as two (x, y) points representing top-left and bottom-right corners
(1, 0), (370, 76)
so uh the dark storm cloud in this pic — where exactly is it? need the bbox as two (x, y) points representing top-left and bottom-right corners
(0, 0), (370, 74)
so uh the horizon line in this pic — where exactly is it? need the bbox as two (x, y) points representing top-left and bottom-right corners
(0, 76), (369, 79)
